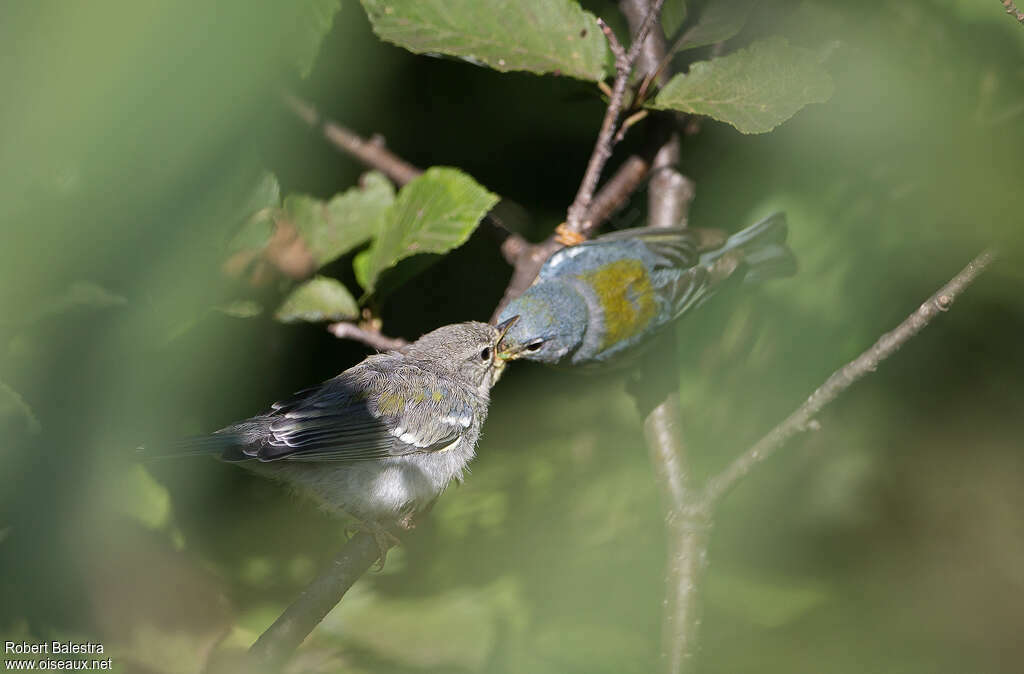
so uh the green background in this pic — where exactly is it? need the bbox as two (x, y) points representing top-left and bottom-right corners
(2, 1), (1023, 672)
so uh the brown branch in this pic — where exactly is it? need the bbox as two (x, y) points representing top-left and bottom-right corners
(283, 93), (422, 186)
(283, 92), (533, 280)
(565, 0), (668, 233)
(586, 154), (652, 225)
(700, 248), (998, 509)
(1003, 0), (1024, 24)
(327, 321), (409, 351)
(642, 395), (710, 674)
(246, 533), (383, 671)
(492, 2), (674, 320)
(614, 2), (704, 672)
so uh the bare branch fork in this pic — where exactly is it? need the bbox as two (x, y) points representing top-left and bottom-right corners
(564, 0), (667, 234)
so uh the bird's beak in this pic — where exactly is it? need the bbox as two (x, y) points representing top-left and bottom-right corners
(495, 315), (519, 340)
(494, 315), (519, 361)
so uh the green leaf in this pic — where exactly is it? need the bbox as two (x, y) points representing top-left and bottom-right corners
(0, 380), (40, 436)
(360, 0), (609, 81)
(285, 172), (396, 267)
(651, 36), (834, 134)
(109, 464), (172, 530)
(661, 0), (688, 39)
(674, 0), (755, 51)
(227, 171), (282, 253)
(275, 276), (360, 323)
(241, 171), (282, 219)
(288, 0), (343, 78)
(355, 167), (498, 292)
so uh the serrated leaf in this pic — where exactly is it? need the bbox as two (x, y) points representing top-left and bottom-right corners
(360, 0), (609, 81)
(661, 0), (688, 38)
(355, 167), (499, 293)
(288, 0), (342, 78)
(674, 0), (756, 51)
(286, 172), (396, 267)
(275, 276), (359, 323)
(651, 36), (833, 134)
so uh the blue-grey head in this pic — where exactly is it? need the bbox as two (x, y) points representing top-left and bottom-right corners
(496, 281), (588, 364)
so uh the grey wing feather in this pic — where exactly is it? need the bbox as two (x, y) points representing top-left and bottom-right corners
(593, 227), (702, 269)
(246, 362), (473, 463)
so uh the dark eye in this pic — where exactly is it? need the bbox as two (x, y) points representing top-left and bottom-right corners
(526, 341), (543, 352)
(480, 347), (491, 361)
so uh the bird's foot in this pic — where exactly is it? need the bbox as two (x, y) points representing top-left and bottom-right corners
(555, 223), (586, 246)
(347, 521), (401, 569)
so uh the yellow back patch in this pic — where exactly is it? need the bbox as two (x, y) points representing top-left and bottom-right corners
(577, 259), (657, 350)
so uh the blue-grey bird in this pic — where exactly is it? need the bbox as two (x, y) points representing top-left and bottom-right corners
(158, 319), (518, 551)
(496, 213), (795, 366)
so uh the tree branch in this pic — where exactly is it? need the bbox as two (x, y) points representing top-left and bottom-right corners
(246, 533), (382, 671)
(700, 248), (998, 509)
(327, 321), (409, 351)
(565, 0), (668, 233)
(283, 93), (422, 186)
(613, 2), (705, 672)
(1002, 0), (1024, 24)
(283, 93), (533, 277)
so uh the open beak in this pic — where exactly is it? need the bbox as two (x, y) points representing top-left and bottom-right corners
(494, 315), (519, 360)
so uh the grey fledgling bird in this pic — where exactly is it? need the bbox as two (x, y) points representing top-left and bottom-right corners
(165, 319), (518, 553)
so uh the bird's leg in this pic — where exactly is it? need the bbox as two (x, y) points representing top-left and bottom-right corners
(397, 497), (438, 531)
(346, 519), (401, 569)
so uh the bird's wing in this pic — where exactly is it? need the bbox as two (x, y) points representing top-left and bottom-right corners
(590, 227), (702, 269)
(591, 228), (713, 320)
(246, 362), (475, 462)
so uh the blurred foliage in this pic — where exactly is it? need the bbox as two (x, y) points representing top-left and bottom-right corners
(2, 0), (1024, 673)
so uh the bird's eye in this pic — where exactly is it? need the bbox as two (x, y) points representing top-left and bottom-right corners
(480, 347), (491, 361)
(526, 341), (544, 352)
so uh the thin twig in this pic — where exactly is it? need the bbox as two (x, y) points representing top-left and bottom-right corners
(492, 3), (673, 320)
(586, 154), (652, 225)
(283, 93), (531, 273)
(283, 93), (422, 186)
(1003, 0), (1024, 24)
(327, 322), (409, 351)
(565, 0), (668, 233)
(700, 248), (998, 509)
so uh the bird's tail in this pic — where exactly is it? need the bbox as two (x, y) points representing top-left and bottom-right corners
(699, 212), (797, 283)
(137, 421), (266, 462)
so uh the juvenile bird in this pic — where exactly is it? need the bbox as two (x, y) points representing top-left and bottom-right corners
(496, 213), (795, 366)
(158, 319), (518, 554)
